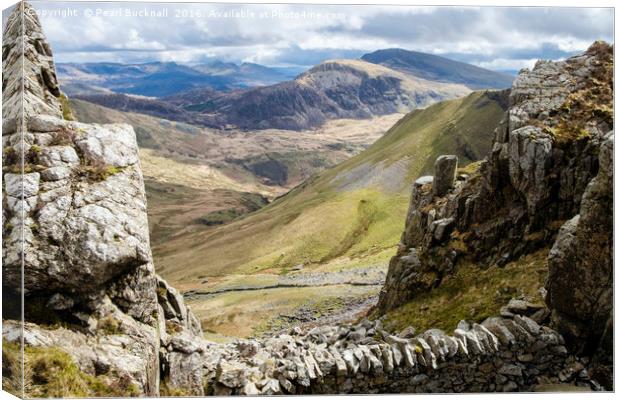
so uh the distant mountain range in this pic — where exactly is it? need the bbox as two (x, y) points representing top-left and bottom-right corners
(361, 48), (514, 89)
(172, 59), (471, 130)
(64, 48), (514, 130)
(57, 61), (304, 97)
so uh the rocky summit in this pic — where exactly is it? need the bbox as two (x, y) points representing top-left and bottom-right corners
(1, 1), (614, 397)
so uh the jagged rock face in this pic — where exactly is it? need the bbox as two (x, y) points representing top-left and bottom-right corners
(2, 2), (205, 396)
(377, 42), (613, 388)
(545, 132), (613, 355)
(378, 42), (613, 314)
(2, 1), (63, 131)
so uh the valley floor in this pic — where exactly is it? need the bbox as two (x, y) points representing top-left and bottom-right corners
(182, 249), (393, 340)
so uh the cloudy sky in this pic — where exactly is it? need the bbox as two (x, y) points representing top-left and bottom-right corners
(10, 1), (615, 72)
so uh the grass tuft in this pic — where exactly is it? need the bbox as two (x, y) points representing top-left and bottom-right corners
(3, 147), (18, 166)
(2, 340), (140, 398)
(49, 128), (76, 146)
(59, 93), (76, 121)
(97, 314), (122, 335)
(78, 160), (122, 182)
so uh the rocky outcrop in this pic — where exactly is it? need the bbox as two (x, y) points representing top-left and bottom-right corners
(2, 1), (63, 133)
(2, 2), (205, 396)
(377, 42), (613, 387)
(545, 131), (613, 385)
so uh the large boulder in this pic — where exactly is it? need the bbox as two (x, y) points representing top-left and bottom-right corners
(3, 118), (153, 294)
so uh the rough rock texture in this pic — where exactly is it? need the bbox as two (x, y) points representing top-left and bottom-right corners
(545, 132), (613, 386)
(198, 309), (596, 394)
(2, 2), (205, 396)
(377, 42), (613, 387)
(432, 155), (458, 197)
(2, 1), (63, 134)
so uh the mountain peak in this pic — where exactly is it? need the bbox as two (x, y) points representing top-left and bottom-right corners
(361, 48), (514, 89)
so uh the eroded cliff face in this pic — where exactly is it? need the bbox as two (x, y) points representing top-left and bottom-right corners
(2, 2), (205, 396)
(377, 42), (613, 386)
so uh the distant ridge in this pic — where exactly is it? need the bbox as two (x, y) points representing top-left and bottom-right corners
(164, 59), (471, 130)
(361, 48), (514, 89)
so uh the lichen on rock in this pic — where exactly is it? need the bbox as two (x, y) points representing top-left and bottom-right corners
(2, 2), (206, 397)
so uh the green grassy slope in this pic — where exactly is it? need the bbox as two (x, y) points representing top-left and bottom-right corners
(156, 90), (508, 285)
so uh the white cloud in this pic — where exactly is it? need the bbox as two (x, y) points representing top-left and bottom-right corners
(476, 58), (540, 71)
(26, 2), (613, 70)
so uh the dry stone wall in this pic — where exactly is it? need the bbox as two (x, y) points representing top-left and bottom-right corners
(202, 308), (595, 394)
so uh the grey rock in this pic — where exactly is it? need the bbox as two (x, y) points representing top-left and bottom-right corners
(414, 337), (437, 369)
(166, 351), (204, 396)
(41, 166), (72, 181)
(402, 344), (416, 368)
(483, 318), (516, 346)
(513, 315), (541, 336)
(433, 155), (458, 197)
(498, 364), (523, 377)
(348, 327), (367, 341)
(431, 217), (455, 242)
(260, 378), (282, 395)
(399, 326), (417, 338)
(75, 122), (140, 168)
(240, 382), (260, 395)
(391, 344), (403, 367)
(38, 146), (80, 167)
(502, 381), (518, 392)
(5, 172), (40, 198)
(217, 359), (250, 388)
(342, 349), (359, 375)
(414, 175), (433, 187)
(28, 115), (68, 132)
(411, 374), (429, 385)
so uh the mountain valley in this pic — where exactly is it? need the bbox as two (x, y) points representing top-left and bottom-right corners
(2, 3), (613, 395)
(70, 85), (507, 340)
(153, 90), (508, 338)
(69, 98), (404, 246)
